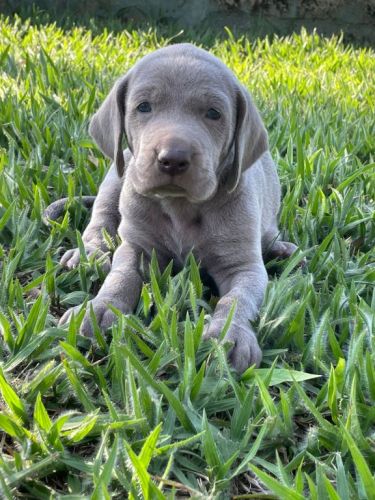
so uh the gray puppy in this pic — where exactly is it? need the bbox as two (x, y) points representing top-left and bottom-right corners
(59, 43), (298, 372)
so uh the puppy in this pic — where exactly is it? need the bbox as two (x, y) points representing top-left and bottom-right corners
(59, 43), (298, 372)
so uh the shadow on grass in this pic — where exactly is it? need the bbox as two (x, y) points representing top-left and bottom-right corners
(3, 1), (374, 48)
(2, 3), (259, 47)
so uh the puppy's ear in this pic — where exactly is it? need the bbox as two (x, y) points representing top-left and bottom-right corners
(89, 75), (128, 177)
(226, 84), (268, 193)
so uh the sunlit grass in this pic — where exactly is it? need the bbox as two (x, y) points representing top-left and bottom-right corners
(0, 15), (374, 498)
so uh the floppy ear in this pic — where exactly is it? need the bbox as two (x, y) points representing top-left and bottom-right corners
(89, 75), (128, 177)
(226, 84), (269, 193)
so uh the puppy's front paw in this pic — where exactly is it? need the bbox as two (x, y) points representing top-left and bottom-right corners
(59, 297), (126, 337)
(60, 244), (111, 273)
(227, 325), (262, 373)
(204, 320), (262, 373)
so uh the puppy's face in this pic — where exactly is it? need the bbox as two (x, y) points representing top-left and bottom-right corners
(89, 44), (268, 201)
(125, 54), (236, 202)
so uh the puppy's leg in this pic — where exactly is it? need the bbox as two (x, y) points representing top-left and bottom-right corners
(61, 164), (122, 272)
(204, 259), (268, 373)
(60, 241), (142, 335)
(266, 240), (299, 260)
(262, 230), (302, 263)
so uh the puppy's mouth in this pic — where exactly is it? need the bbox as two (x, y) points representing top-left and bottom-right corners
(147, 184), (188, 199)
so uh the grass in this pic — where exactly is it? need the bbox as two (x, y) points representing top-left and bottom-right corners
(0, 14), (374, 499)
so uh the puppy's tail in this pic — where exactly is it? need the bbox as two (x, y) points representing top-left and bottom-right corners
(42, 196), (96, 225)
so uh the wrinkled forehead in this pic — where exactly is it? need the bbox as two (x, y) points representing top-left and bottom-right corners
(127, 45), (237, 104)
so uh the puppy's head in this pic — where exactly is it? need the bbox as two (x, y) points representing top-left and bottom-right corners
(89, 44), (268, 202)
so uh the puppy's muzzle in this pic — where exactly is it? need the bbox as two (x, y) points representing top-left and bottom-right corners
(157, 147), (191, 176)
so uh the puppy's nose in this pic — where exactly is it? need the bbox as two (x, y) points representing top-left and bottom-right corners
(158, 148), (191, 176)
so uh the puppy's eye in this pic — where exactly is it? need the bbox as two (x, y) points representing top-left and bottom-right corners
(206, 108), (221, 120)
(137, 102), (152, 113)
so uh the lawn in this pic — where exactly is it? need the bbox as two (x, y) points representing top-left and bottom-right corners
(0, 15), (374, 499)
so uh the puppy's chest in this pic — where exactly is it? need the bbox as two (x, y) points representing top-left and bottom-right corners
(162, 210), (204, 261)
(122, 197), (206, 262)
